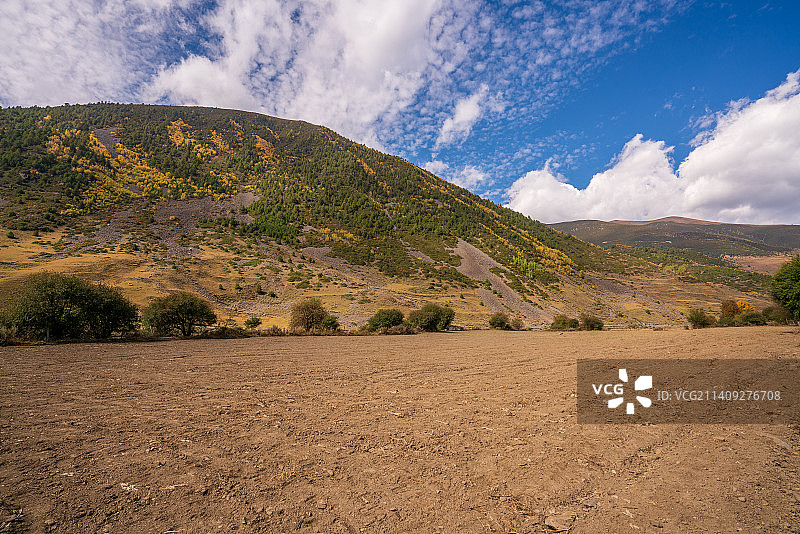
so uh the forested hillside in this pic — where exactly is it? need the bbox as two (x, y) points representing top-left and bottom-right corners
(0, 104), (619, 286)
(0, 104), (773, 327)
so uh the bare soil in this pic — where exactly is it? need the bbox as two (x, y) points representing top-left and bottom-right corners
(724, 253), (799, 275)
(1, 328), (799, 533)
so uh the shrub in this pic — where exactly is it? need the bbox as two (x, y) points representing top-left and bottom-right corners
(736, 311), (765, 326)
(762, 305), (791, 324)
(488, 312), (510, 330)
(199, 325), (247, 339)
(0, 313), (18, 345)
(5, 272), (137, 341)
(720, 299), (738, 319)
(716, 315), (735, 327)
(579, 313), (604, 331)
(386, 323), (416, 335)
(510, 318), (525, 331)
(143, 292), (217, 337)
(290, 298), (338, 332)
(550, 314), (579, 330)
(320, 314), (340, 332)
(263, 325), (286, 336)
(406, 303), (455, 332)
(366, 309), (404, 331)
(687, 308), (715, 329)
(772, 255), (800, 320)
(244, 317), (262, 329)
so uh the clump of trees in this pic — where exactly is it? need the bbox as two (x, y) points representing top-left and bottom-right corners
(688, 297), (792, 329)
(716, 299), (765, 326)
(142, 292), (217, 337)
(762, 306), (791, 323)
(406, 303), (455, 332)
(365, 309), (405, 332)
(549, 313), (603, 330)
(289, 298), (339, 333)
(489, 312), (510, 330)
(363, 305), (455, 334)
(550, 314), (579, 330)
(488, 312), (524, 330)
(772, 255), (800, 320)
(579, 313), (604, 330)
(687, 308), (716, 329)
(1, 272), (137, 341)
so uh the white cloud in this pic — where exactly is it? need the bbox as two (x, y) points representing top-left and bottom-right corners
(434, 83), (489, 148)
(506, 137), (681, 223)
(424, 160), (489, 190)
(144, 0), (446, 148)
(678, 70), (800, 224)
(0, 0), (680, 159)
(506, 70), (800, 224)
(0, 0), (195, 107)
(144, 55), (258, 110)
(423, 160), (450, 175)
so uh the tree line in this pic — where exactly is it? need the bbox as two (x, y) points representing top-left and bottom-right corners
(2, 256), (798, 342)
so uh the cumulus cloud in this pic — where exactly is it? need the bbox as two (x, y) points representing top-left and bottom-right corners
(678, 70), (800, 223)
(506, 137), (681, 222)
(506, 70), (800, 224)
(434, 84), (489, 148)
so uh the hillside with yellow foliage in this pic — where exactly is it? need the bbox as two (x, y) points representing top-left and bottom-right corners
(0, 104), (774, 328)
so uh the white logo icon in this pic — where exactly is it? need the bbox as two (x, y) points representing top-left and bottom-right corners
(608, 368), (652, 414)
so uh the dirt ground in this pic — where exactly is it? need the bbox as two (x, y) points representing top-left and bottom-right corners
(1, 328), (799, 533)
(724, 253), (798, 275)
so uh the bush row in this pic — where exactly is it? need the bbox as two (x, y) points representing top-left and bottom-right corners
(687, 299), (792, 329)
(549, 313), (604, 331)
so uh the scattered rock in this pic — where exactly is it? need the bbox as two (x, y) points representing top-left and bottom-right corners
(737, 496), (747, 502)
(545, 512), (575, 531)
(581, 498), (598, 508)
(317, 499), (327, 509)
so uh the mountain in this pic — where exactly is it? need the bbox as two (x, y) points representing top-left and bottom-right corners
(0, 104), (776, 327)
(551, 217), (800, 257)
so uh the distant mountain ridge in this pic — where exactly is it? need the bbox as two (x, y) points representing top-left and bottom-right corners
(550, 217), (800, 257)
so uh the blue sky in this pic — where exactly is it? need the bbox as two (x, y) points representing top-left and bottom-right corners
(532, 1), (800, 185)
(2, 0), (799, 223)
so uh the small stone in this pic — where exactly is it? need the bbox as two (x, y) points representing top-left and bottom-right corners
(317, 499), (327, 509)
(737, 496), (747, 502)
(582, 498), (598, 508)
(545, 512), (575, 531)
(241, 517), (247, 525)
